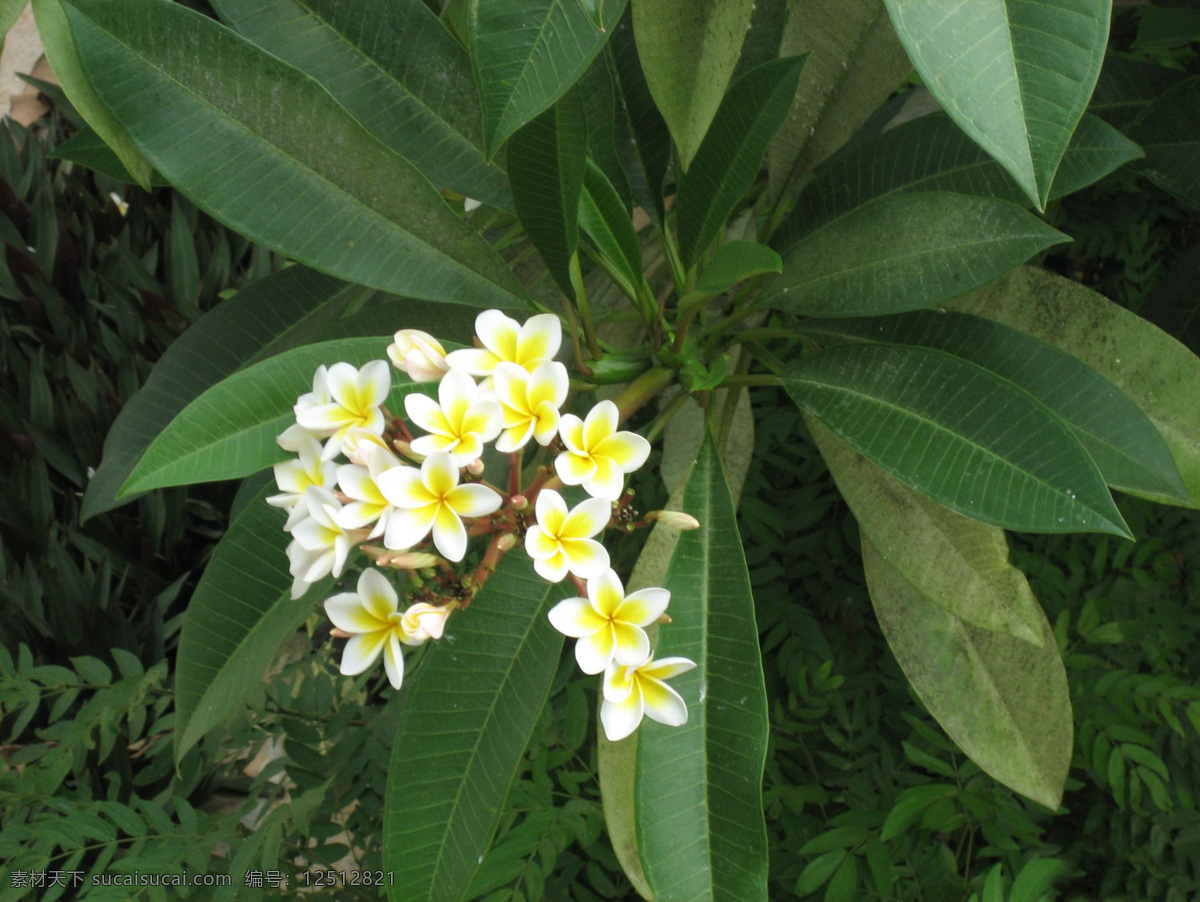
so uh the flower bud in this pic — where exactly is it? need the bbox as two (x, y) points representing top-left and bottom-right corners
(647, 510), (701, 530)
(400, 601), (457, 643)
(509, 494), (528, 511)
(496, 533), (518, 552)
(387, 329), (449, 383)
(342, 426), (390, 466)
(466, 458), (485, 477)
(384, 552), (443, 571)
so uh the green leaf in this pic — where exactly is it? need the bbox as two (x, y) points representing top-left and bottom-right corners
(1009, 859), (1068, 902)
(579, 52), (633, 210)
(950, 266), (1200, 508)
(83, 267), (354, 520)
(767, 0), (909, 205)
(797, 826), (869, 856)
(824, 854), (859, 902)
(0, 0), (25, 37)
(796, 850), (846, 895)
(780, 343), (1130, 536)
(634, 435), (770, 900)
(880, 784), (958, 841)
(696, 240), (781, 294)
(32, 0), (154, 189)
(807, 419), (1046, 645)
(382, 554), (563, 902)
(764, 192), (1068, 317)
(983, 864), (1005, 902)
(507, 89), (588, 296)
(774, 113), (1141, 255)
(799, 311), (1186, 502)
(676, 55), (806, 270)
(175, 480), (328, 761)
(630, 0), (755, 170)
(210, 0), (512, 210)
(882, 0), (1110, 209)
(119, 337), (432, 496)
(1133, 7), (1200, 51)
(64, 0), (527, 308)
(168, 201), (200, 314)
(48, 124), (168, 186)
(1126, 75), (1200, 211)
(579, 159), (643, 296)
(863, 535), (1072, 809)
(469, 0), (626, 158)
(610, 11), (670, 225)
(1090, 55), (1187, 130)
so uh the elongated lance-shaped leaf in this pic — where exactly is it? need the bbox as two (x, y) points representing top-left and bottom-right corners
(63, 0), (528, 308)
(579, 51), (633, 211)
(767, 0), (909, 205)
(119, 338), (441, 496)
(773, 113), (1141, 255)
(696, 240), (781, 295)
(507, 89), (587, 296)
(633, 435), (770, 900)
(211, 0), (512, 211)
(781, 343), (1130, 537)
(579, 159), (643, 297)
(1126, 75), (1200, 211)
(383, 554), (564, 902)
(1090, 55), (1187, 130)
(631, 0), (755, 171)
(809, 419), (1046, 645)
(862, 535), (1072, 808)
(470, 0), (626, 158)
(676, 55), (806, 270)
(950, 266), (1200, 508)
(175, 481), (330, 762)
(882, 0), (1110, 210)
(799, 311), (1186, 502)
(610, 10), (670, 227)
(84, 267), (355, 521)
(763, 192), (1068, 317)
(32, 0), (154, 189)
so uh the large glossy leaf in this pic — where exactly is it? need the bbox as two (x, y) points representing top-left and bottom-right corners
(383, 554), (563, 902)
(767, 0), (909, 204)
(470, 0), (626, 158)
(1126, 75), (1200, 211)
(950, 266), (1200, 507)
(83, 267), (354, 521)
(696, 240), (781, 295)
(863, 535), (1071, 808)
(780, 343), (1130, 536)
(630, 0), (755, 171)
(579, 159), (643, 296)
(578, 52), (633, 211)
(64, 0), (527, 308)
(119, 338), (436, 496)
(31, 0), (153, 189)
(810, 419), (1045, 645)
(175, 481), (329, 761)
(210, 0), (512, 210)
(1090, 55), (1187, 130)
(610, 11), (670, 226)
(633, 435), (769, 900)
(800, 311), (1186, 502)
(507, 89), (587, 296)
(882, 0), (1109, 209)
(774, 113), (1140, 255)
(763, 192), (1067, 317)
(676, 55), (805, 270)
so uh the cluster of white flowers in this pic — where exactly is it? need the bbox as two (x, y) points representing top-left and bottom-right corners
(270, 310), (698, 741)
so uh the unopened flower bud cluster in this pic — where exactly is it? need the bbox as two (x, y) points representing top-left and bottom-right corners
(270, 311), (698, 741)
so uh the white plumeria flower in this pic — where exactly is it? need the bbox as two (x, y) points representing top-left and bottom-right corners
(600, 656), (696, 742)
(376, 452), (503, 561)
(296, 360), (391, 460)
(493, 361), (569, 452)
(406, 369), (502, 466)
(292, 366), (332, 425)
(388, 329), (449, 383)
(445, 310), (561, 378)
(335, 445), (403, 539)
(267, 430), (338, 531)
(555, 400), (651, 501)
(323, 569), (452, 690)
(288, 487), (358, 591)
(547, 569), (670, 674)
(524, 489), (610, 583)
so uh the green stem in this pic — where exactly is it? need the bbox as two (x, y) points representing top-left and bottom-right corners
(613, 366), (674, 422)
(644, 389), (691, 444)
(569, 253), (602, 360)
(661, 221), (687, 296)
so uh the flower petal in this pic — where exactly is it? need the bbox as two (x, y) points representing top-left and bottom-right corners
(583, 400), (618, 450)
(405, 392), (449, 437)
(611, 622), (650, 666)
(584, 455), (625, 501)
(528, 361), (569, 409)
(595, 431), (652, 472)
(446, 483), (503, 518)
(296, 402), (353, 433)
(493, 362), (530, 414)
(600, 689), (645, 742)
(524, 525), (560, 561)
(533, 552), (569, 583)
(516, 313), (562, 365)
(323, 362), (361, 409)
(432, 503), (467, 561)
(444, 347), (501, 375)
(547, 597), (608, 638)
(557, 414), (586, 455)
(574, 628), (616, 675)
(643, 656), (698, 681)
(602, 662), (636, 703)
(324, 592), (384, 633)
(588, 569), (626, 618)
(383, 505), (437, 550)
(475, 309), (520, 361)
(357, 568), (399, 620)
(615, 587), (671, 627)
(535, 489), (568, 536)
(376, 465), (434, 508)
(383, 634), (405, 690)
(422, 452), (460, 499)
(561, 537), (610, 579)
(339, 630), (389, 675)
(554, 451), (597, 486)
(359, 359), (392, 407)
(496, 420), (535, 453)
(562, 496), (612, 539)
(641, 678), (689, 727)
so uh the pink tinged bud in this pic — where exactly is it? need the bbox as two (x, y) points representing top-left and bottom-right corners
(388, 329), (448, 382)
(496, 533), (518, 552)
(385, 552), (443, 570)
(510, 494), (528, 511)
(466, 459), (485, 476)
(648, 510), (701, 530)
(330, 627), (353, 639)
